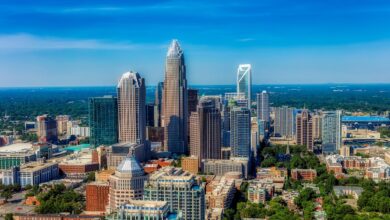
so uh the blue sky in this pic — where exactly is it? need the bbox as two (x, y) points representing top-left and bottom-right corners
(0, 0), (390, 86)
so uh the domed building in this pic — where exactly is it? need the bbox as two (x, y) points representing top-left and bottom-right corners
(108, 150), (148, 212)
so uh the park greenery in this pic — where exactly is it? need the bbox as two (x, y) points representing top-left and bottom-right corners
(0, 183), (21, 202)
(33, 184), (85, 214)
(256, 143), (390, 220)
(379, 127), (390, 138)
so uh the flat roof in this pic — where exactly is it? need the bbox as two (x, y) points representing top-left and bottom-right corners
(0, 143), (32, 153)
(342, 116), (390, 122)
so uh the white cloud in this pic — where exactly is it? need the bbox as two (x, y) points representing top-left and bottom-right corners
(0, 34), (161, 50)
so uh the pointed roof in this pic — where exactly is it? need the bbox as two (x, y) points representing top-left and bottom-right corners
(116, 149), (144, 176)
(167, 39), (183, 57)
(117, 71), (142, 88)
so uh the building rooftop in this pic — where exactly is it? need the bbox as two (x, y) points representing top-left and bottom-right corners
(21, 161), (57, 172)
(59, 150), (94, 165)
(116, 154), (144, 176)
(0, 143), (32, 153)
(342, 116), (390, 122)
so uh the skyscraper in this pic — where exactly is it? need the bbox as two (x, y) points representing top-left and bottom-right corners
(89, 96), (118, 147)
(312, 113), (322, 140)
(230, 107), (251, 158)
(274, 106), (295, 138)
(296, 109), (313, 151)
(154, 82), (164, 127)
(146, 103), (155, 127)
(36, 115), (57, 143)
(188, 89), (198, 114)
(321, 110), (342, 153)
(256, 91), (270, 123)
(189, 97), (222, 162)
(162, 39), (188, 154)
(237, 64), (252, 109)
(117, 71), (146, 144)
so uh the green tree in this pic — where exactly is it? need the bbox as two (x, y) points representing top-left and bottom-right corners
(4, 213), (13, 220)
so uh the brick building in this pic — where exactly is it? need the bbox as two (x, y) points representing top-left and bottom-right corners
(182, 156), (199, 174)
(291, 169), (317, 182)
(86, 182), (110, 213)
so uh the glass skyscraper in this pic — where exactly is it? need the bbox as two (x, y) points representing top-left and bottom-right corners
(230, 107), (251, 158)
(89, 96), (118, 147)
(321, 110), (342, 153)
(237, 64), (252, 109)
(256, 90), (270, 123)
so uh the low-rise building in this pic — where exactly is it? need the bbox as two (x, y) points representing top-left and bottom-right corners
(182, 156), (199, 174)
(2, 161), (59, 187)
(247, 180), (275, 204)
(106, 143), (149, 169)
(109, 200), (181, 220)
(206, 176), (236, 209)
(59, 150), (99, 178)
(201, 157), (249, 179)
(291, 169), (317, 182)
(86, 182), (110, 213)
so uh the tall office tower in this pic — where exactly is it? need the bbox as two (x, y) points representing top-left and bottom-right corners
(143, 167), (205, 220)
(108, 152), (148, 212)
(117, 71), (146, 144)
(221, 104), (231, 147)
(237, 64), (252, 109)
(189, 97), (222, 162)
(36, 115), (57, 143)
(154, 82), (164, 127)
(162, 39), (188, 154)
(230, 107), (251, 158)
(89, 96), (118, 147)
(296, 109), (313, 151)
(256, 91), (270, 123)
(56, 115), (70, 136)
(274, 106), (295, 138)
(321, 110), (342, 153)
(188, 89), (198, 114)
(146, 103), (155, 127)
(312, 113), (322, 140)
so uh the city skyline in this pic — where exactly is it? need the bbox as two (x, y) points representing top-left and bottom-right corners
(1, 1), (390, 86)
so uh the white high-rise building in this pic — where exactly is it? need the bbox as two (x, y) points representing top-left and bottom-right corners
(237, 64), (252, 109)
(256, 91), (270, 123)
(117, 71), (146, 144)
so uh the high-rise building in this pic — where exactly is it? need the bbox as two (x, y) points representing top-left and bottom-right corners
(89, 96), (118, 147)
(321, 110), (342, 153)
(162, 40), (188, 154)
(36, 115), (57, 143)
(146, 103), (155, 127)
(189, 97), (222, 163)
(117, 71), (146, 144)
(230, 107), (251, 158)
(274, 106), (295, 138)
(56, 115), (70, 136)
(296, 110), (313, 151)
(256, 91), (270, 123)
(237, 64), (252, 109)
(188, 89), (198, 114)
(143, 167), (205, 220)
(154, 82), (164, 127)
(108, 152), (148, 212)
(312, 113), (322, 140)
